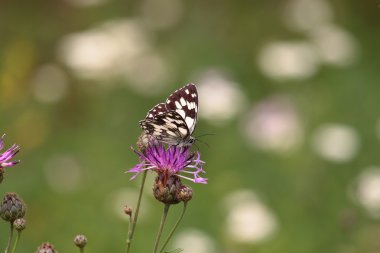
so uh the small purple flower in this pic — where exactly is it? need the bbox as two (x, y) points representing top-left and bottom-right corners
(128, 143), (207, 184)
(0, 134), (20, 169)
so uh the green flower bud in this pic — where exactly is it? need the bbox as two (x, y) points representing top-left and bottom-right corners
(35, 242), (58, 253)
(14, 218), (26, 231)
(176, 185), (193, 203)
(74, 234), (88, 248)
(0, 192), (26, 222)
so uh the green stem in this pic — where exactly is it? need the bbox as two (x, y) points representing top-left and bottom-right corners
(159, 202), (188, 253)
(153, 204), (171, 253)
(11, 230), (21, 253)
(79, 247), (84, 253)
(126, 170), (148, 253)
(5, 222), (14, 253)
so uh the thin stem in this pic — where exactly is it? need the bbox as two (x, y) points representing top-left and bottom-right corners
(153, 204), (171, 253)
(159, 202), (188, 253)
(79, 247), (84, 253)
(125, 214), (132, 248)
(5, 222), (14, 253)
(11, 231), (21, 253)
(126, 170), (148, 253)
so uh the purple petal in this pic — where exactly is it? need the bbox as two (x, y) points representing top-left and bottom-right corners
(1, 161), (20, 167)
(0, 134), (5, 150)
(129, 142), (208, 184)
(194, 177), (208, 184)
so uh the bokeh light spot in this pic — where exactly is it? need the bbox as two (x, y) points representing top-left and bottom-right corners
(172, 229), (216, 253)
(309, 24), (358, 67)
(31, 64), (68, 104)
(63, 0), (109, 8)
(140, 0), (183, 30)
(284, 0), (333, 32)
(242, 96), (303, 153)
(196, 69), (246, 125)
(121, 51), (171, 96)
(258, 41), (319, 80)
(312, 123), (359, 162)
(223, 190), (278, 244)
(44, 155), (82, 193)
(355, 167), (380, 219)
(58, 19), (150, 80)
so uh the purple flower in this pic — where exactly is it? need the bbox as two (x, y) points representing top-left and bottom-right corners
(0, 134), (20, 169)
(128, 143), (207, 184)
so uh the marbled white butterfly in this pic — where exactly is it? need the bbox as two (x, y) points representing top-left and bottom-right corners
(139, 83), (198, 147)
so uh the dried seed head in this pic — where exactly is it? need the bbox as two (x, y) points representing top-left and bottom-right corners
(123, 205), (133, 216)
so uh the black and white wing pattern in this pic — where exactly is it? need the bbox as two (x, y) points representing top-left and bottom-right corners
(146, 103), (167, 119)
(139, 84), (198, 147)
(165, 84), (198, 134)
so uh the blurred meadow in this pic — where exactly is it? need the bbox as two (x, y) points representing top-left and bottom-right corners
(1, 0), (380, 252)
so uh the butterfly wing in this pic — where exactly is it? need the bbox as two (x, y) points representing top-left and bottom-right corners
(139, 111), (190, 146)
(165, 83), (198, 134)
(145, 103), (167, 119)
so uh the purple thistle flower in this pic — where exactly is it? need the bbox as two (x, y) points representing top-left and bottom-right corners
(0, 134), (20, 169)
(128, 143), (207, 184)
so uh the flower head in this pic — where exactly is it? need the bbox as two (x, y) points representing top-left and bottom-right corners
(0, 134), (20, 169)
(128, 143), (207, 184)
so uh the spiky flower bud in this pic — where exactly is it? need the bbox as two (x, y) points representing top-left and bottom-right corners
(123, 205), (133, 216)
(176, 185), (193, 203)
(14, 218), (26, 231)
(153, 175), (182, 204)
(35, 242), (58, 253)
(74, 234), (87, 248)
(0, 192), (26, 222)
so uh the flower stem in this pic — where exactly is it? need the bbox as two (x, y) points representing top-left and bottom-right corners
(159, 202), (188, 253)
(11, 231), (21, 253)
(126, 170), (148, 253)
(153, 204), (171, 253)
(79, 247), (84, 253)
(5, 222), (14, 253)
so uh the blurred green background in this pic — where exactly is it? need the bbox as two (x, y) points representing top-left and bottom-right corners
(1, 0), (380, 252)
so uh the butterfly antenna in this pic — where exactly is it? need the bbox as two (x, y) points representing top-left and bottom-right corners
(195, 138), (210, 148)
(195, 133), (216, 138)
(194, 133), (215, 148)
(193, 142), (200, 152)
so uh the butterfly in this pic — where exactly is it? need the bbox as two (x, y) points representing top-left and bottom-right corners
(139, 83), (198, 147)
